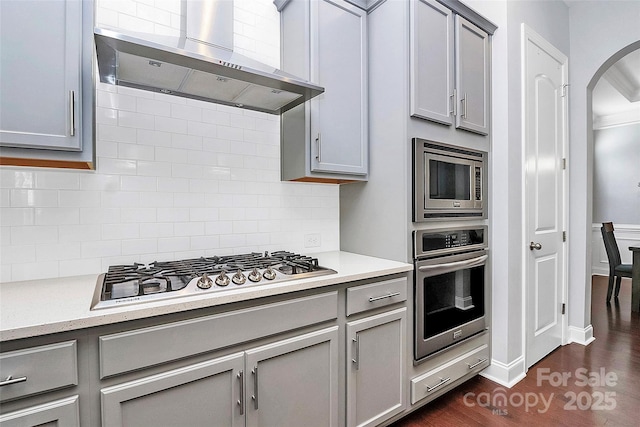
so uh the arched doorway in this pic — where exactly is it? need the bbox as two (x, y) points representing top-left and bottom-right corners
(586, 39), (640, 312)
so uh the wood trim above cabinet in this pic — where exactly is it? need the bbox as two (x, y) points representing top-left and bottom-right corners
(0, 156), (94, 170)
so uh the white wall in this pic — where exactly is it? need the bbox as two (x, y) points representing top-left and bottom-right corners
(593, 124), (640, 224)
(0, 0), (340, 283)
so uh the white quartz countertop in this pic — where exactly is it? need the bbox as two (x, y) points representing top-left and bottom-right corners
(0, 251), (412, 342)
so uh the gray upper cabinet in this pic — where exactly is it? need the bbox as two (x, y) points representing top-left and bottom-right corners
(410, 0), (455, 125)
(411, 0), (489, 136)
(278, 0), (368, 183)
(0, 0), (94, 168)
(455, 15), (489, 135)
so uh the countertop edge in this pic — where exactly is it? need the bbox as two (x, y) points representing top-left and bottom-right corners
(0, 251), (412, 342)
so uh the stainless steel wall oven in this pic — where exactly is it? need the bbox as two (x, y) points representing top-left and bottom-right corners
(413, 138), (487, 221)
(414, 227), (488, 361)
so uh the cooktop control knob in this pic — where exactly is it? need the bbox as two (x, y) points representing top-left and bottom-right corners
(248, 268), (261, 283)
(215, 271), (230, 287)
(196, 274), (213, 289)
(263, 266), (276, 280)
(232, 269), (246, 285)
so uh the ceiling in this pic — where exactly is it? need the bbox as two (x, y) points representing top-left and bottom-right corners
(592, 49), (640, 129)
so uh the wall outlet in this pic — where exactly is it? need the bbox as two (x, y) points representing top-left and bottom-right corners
(304, 233), (321, 248)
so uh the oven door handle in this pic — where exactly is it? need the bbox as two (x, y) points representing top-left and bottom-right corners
(417, 254), (488, 276)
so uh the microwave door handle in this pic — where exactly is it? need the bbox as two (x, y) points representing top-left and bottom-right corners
(418, 255), (488, 275)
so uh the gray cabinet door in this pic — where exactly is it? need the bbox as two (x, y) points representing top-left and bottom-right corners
(310, 0), (368, 176)
(245, 326), (339, 427)
(100, 353), (245, 427)
(346, 308), (406, 427)
(0, 396), (79, 427)
(455, 15), (489, 135)
(0, 0), (81, 151)
(410, 0), (455, 125)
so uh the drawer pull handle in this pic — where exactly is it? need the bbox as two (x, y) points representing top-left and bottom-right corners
(467, 358), (488, 370)
(237, 370), (244, 415)
(426, 376), (451, 393)
(0, 375), (27, 387)
(369, 292), (400, 302)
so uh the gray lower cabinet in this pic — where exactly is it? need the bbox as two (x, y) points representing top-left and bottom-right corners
(277, 0), (368, 182)
(0, 0), (94, 168)
(0, 341), (79, 427)
(346, 308), (406, 427)
(245, 326), (339, 427)
(101, 353), (245, 427)
(410, 0), (489, 136)
(100, 326), (339, 427)
(0, 396), (80, 427)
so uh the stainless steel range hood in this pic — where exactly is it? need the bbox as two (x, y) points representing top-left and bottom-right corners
(94, 0), (323, 115)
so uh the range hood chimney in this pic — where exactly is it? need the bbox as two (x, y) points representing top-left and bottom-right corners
(94, 0), (323, 115)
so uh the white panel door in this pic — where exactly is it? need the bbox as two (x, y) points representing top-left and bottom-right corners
(523, 25), (568, 368)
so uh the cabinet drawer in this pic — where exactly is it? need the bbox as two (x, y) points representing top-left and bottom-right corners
(0, 341), (78, 402)
(410, 344), (489, 404)
(100, 292), (338, 378)
(346, 278), (407, 316)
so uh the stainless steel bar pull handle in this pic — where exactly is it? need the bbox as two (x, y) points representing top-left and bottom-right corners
(0, 375), (27, 387)
(251, 366), (258, 410)
(369, 292), (400, 302)
(315, 133), (321, 162)
(467, 358), (488, 370)
(529, 242), (542, 250)
(461, 92), (467, 119)
(352, 335), (360, 371)
(237, 371), (244, 415)
(450, 89), (457, 116)
(426, 377), (451, 392)
(69, 90), (76, 137)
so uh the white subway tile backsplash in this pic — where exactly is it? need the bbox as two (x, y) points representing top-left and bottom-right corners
(36, 243), (82, 261)
(120, 208), (157, 223)
(10, 190), (58, 208)
(35, 208), (80, 226)
(140, 223), (174, 238)
(0, 0), (339, 283)
(11, 226), (59, 245)
(0, 207), (35, 226)
(35, 171), (80, 190)
(122, 238), (158, 255)
(121, 176), (158, 192)
(82, 240), (122, 258)
(101, 223), (140, 240)
(12, 261), (59, 281)
(118, 143), (155, 161)
(59, 191), (101, 208)
(158, 236), (190, 253)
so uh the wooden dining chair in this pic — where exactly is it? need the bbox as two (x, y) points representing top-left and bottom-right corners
(600, 222), (633, 302)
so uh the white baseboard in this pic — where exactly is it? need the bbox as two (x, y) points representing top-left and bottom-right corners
(480, 356), (526, 388)
(568, 324), (596, 346)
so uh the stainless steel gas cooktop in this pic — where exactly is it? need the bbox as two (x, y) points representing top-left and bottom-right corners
(91, 251), (336, 310)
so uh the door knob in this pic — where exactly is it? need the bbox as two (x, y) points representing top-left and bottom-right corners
(529, 242), (542, 250)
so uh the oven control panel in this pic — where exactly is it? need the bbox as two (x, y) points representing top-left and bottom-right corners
(414, 226), (487, 258)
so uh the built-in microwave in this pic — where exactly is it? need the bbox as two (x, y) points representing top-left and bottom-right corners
(413, 138), (486, 221)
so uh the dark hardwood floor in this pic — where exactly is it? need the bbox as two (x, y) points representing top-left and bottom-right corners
(392, 275), (640, 426)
